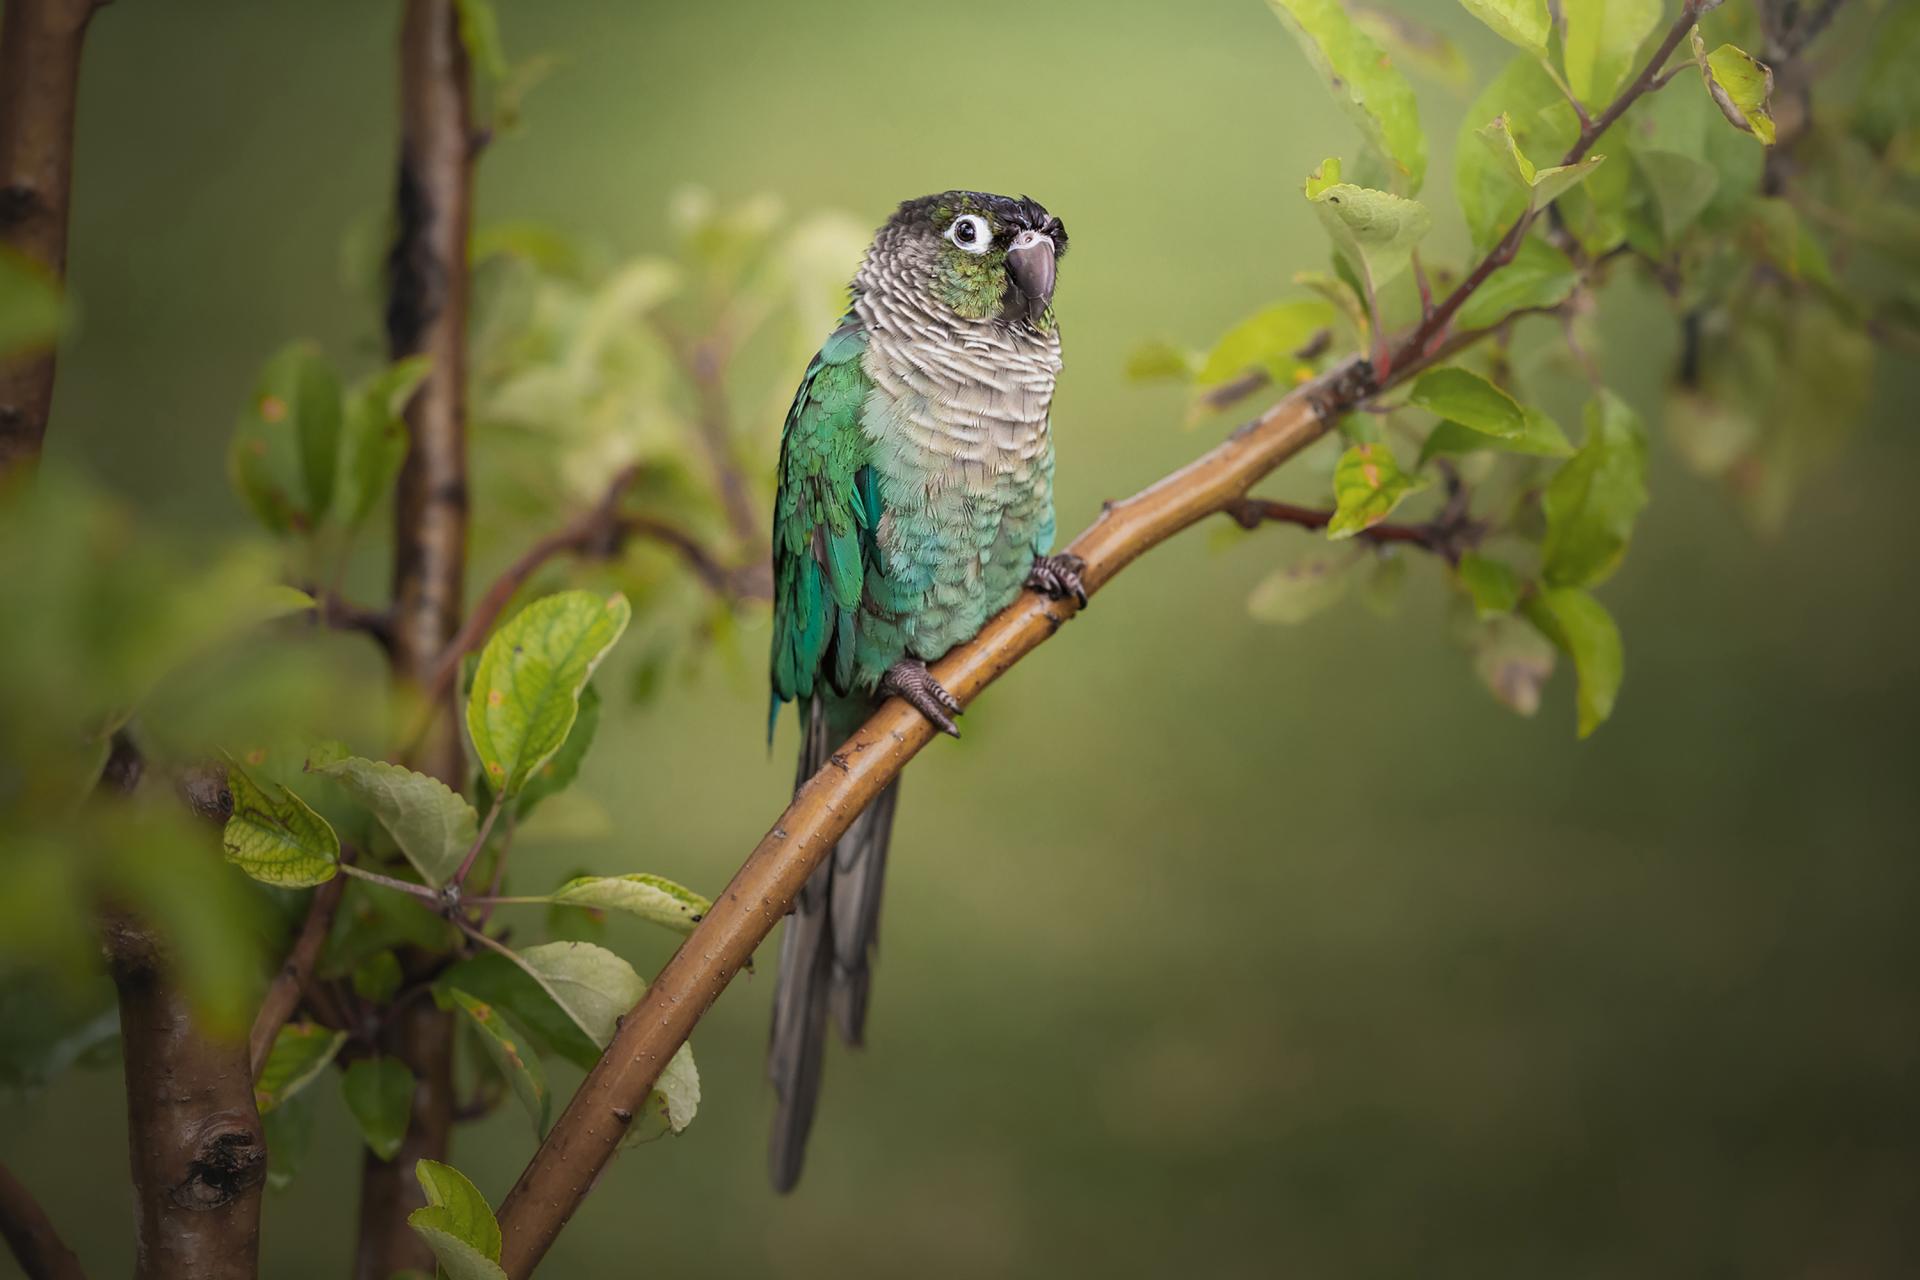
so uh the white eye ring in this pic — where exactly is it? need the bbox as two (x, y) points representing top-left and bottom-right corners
(946, 214), (992, 255)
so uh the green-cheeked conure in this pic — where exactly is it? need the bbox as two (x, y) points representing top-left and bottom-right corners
(766, 191), (1082, 1190)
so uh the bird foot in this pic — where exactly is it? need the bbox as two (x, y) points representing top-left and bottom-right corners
(879, 659), (962, 738)
(1025, 553), (1088, 606)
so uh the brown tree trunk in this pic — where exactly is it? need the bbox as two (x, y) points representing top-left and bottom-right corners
(100, 748), (265, 1280)
(0, 0), (98, 480)
(355, 2), (474, 1275)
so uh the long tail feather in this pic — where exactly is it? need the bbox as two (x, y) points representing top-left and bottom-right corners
(767, 695), (900, 1192)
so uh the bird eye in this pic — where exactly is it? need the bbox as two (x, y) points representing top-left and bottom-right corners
(946, 214), (992, 255)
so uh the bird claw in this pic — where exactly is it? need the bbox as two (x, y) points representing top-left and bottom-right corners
(1025, 553), (1089, 606)
(879, 659), (962, 738)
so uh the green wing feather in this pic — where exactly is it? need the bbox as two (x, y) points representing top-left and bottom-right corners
(769, 319), (879, 736)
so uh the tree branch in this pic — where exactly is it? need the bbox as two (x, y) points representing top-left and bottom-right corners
(419, 463), (768, 715)
(97, 742), (265, 1280)
(1390, 0), (1708, 373)
(0, 1161), (87, 1280)
(0, 0), (102, 481)
(493, 9), (1716, 1268)
(493, 356), (1374, 1274)
(247, 871), (349, 1082)
(652, 317), (762, 549)
(1225, 495), (1484, 563)
(362, 2), (473, 1274)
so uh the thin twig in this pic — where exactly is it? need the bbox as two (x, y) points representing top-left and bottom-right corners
(340, 862), (440, 903)
(0, 1161), (87, 1280)
(1390, 0), (1707, 373)
(652, 316), (762, 548)
(248, 870), (350, 1081)
(1225, 495), (1483, 563)
(451, 793), (504, 888)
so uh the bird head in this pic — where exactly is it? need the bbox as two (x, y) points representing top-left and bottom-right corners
(866, 191), (1068, 329)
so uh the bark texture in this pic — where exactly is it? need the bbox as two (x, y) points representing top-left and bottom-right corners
(0, 0), (98, 478)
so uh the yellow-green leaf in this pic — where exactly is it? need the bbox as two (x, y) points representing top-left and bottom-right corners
(1267, 0), (1428, 192)
(545, 874), (710, 937)
(1477, 115), (1607, 205)
(1692, 31), (1775, 145)
(222, 761), (339, 888)
(1455, 236), (1581, 330)
(1562, 0), (1661, 104)
(1328, 443), (1429, 539)
(467, 591), (630, 798)
(407, 1160), (503, 1280)
(1306, 174), (1433, 295)
(1194, 300), (1335, 387)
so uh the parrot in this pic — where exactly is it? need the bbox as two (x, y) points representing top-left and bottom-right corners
(765, 191), (1083, 1191)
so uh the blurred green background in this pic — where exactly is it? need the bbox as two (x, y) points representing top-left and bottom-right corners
(7, 0), (1920, 1276)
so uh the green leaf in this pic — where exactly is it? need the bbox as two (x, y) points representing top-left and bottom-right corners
(508, 940), (645, 1049)
(408, 1160), (504, 1280)
(351, 950), (404, 1004)
(622, 1042), (701, 1144)
(0, 247), (65, 358)
(545, 874), (710, 936)
(1456, 554), (1522, 617)
(1458, 0), (1549, 56)
(467, 591), (631, 798)
(262, 1089), (315, 1191)
(1455, 57), (1578, 247)
(223, 761), (340, 888)
(310, 756), (478, 888)
(1541, 391), (1649, 587)
(1421, 405), (1574, 465)
(510, 682), (600, 821)
(448, 989), (551, 1138)
(1692, 31), (1775, 146)
(1408, 367), (1526, 439)
(337, 356), (428, 530)
(1195, 300), (1334, 387)
(1267, 0), (1428, 192)
(1305, 166), (1433, 297)
(341, 1058), (414, 1161)
(1328, 443), (1428, 539)
(1477, 115), (1607, 206)
(1455, 236), (1580, 330)
(1292, 269), (1373, 345)
(437, 952), (600, 1070)
(254, 1022), (346, 1113)
(1472, 613), (1557, 715)
(1561, 0), (1661, 104)
(1523, 586), (1623, 736)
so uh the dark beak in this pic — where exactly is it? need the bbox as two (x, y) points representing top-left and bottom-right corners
(1005, 229), (1056, 320)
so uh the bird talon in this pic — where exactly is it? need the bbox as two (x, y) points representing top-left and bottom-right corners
(879, 660), (962, 737)
(1026, 553), (1088, 606)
